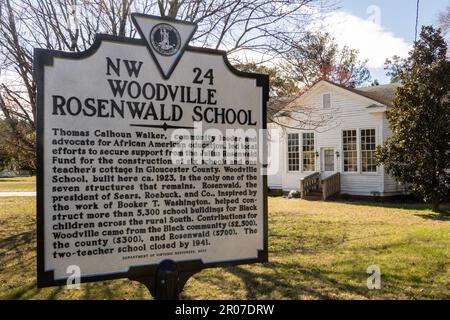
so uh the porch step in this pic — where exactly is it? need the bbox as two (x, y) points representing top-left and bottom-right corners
(303, 189), (323, 201)
(303, 195), (323, 201)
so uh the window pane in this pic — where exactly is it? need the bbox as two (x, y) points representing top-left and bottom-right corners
(343, 130), (358, 172)
(324, 150), (334, 171)
(288, 133), (299, 171)
(302, 133), (315, 172)
(361, 129), (377, 172)
(323, 93), (331, 109)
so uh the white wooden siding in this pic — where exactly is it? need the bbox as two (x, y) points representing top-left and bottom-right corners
(267, 123), (283, 188)
(382, 114), (405, 194)
(268, 81), (403, 196)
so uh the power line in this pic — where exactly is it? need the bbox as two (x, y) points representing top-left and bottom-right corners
(415, 0), (420, 42)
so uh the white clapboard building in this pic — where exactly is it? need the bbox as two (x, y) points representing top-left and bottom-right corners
(267, 80), (407, 200)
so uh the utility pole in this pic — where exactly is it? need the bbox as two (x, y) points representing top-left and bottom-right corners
(415, 0), (420, 42)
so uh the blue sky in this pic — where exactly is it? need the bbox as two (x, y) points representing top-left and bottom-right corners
(340, 0), (447, 43)
(325, 0), (449, 84)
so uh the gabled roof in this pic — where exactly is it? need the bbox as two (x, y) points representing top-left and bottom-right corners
(323, 80), (401, 107)
(267, 96), (296, 120)
(268, 80), (402, 120)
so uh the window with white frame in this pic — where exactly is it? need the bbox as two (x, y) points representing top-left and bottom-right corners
(302, 133), (315, 172)
(287, 133), (300, 172)
(343, 130), (358, 172)
(322, 93), (331, 109)
(361, 129), (377, 173)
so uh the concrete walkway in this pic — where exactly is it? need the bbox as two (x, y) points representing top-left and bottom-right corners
(0, 192), (36, 197)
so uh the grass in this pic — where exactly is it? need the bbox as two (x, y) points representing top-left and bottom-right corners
(0, 196), (449, 300)
(0, 176), (36, 192)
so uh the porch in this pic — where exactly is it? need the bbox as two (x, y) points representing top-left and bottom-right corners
(300, 172), (341, 201)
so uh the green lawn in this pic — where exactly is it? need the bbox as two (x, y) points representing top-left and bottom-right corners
(0, 196), (449, 300)
(0, 176), (36, 192)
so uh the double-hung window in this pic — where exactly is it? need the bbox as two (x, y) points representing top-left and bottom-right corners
(302, 133), (315, 172)
(287, 133), (300, 172)
(343, 130), (358, 172)
(361, 129), (377, 173)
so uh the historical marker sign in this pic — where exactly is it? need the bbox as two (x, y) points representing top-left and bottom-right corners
(35, 14), (268, 293)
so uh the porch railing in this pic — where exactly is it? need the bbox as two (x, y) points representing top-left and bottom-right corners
(321, 173), (341, 200)
(300, 172), (320, 199)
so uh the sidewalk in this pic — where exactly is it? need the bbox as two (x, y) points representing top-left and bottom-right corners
(0, 192), (36, 197)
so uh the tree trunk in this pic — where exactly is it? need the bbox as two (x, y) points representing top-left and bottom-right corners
(432, 199), (440, 213)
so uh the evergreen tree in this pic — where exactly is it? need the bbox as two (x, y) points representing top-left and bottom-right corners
(384, 55), (406, 83)
(377, 26), (450, 212)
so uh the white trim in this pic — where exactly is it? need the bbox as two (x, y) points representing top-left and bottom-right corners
(285, 130), (317, 174)
(286, 132), (300, 173)
(340, 127), (381, 176)
(289, 81), (388, 110)
(341, 128), (359, 175)
(321, 147), (336, 173)
(322, 92), (332, 109)
(301, 131), (316, 173)
(360, 127), (378, 175)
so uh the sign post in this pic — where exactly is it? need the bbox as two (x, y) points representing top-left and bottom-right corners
(35, 14), (269, 299)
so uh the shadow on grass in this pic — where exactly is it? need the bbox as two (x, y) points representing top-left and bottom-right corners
(268, 232), (342, 255)
(2, 195), (448, 300)
(228, 262), (338, 299)
(0, 227), (151, 300)
(0, 230), (35, 269)
(184, 228), (450, 300)
(195, 261), (373, 300)
(82, 282), (117, 300)
(81, 279), (151, 300)
(412, 213), (450, 221)
(5, 282), (38, 300)
(211, 257), (440, 300)
(330, 199), (450, 219)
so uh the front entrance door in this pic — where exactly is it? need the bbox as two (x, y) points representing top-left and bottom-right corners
(321, 148), (336, 179)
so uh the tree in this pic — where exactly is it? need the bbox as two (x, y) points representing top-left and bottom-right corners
(384, 55), (406, 83)
(236, 63), (300, 97)
(0, 0), (332, 170)
(0, 119), (33, 172)
(0, 131), (15, 171)
(0, 0), (152, 171)
(376, 26), (450, 213)
(235, 63), (315, 130)
(159, 0), (330, 58)
(439, 6), (450, 35)
(281, 31), (371, 89)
